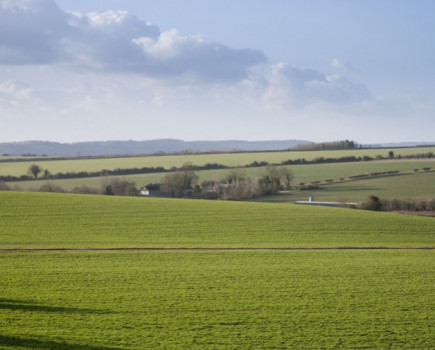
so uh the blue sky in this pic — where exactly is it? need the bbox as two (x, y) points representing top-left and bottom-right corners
(1, 0), (434, 143)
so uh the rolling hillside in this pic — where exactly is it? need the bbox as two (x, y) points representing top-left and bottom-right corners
(1, 192), (434, 349)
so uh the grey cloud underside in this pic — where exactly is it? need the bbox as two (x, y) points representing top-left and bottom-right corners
(0, 0), (369, 104)
(0, 0), (266, 82)
(0, 0), (69, 64)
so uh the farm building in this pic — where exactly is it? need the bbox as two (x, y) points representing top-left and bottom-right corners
(295, 197), (358, 208)
(140, 183), (164, 197)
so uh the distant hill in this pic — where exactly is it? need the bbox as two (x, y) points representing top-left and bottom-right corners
(0, 139), (312, 157)
(364, 142), (435, 148)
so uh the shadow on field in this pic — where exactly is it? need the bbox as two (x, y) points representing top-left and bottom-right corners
(0, 298), (111, 314)
(0, 335), (120, 350)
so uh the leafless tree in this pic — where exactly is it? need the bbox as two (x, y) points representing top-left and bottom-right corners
(225, 168), (246, 184)
(259, 165), (293, 195)
(100, 177), (138, 196)
(161, 162), (198, 198)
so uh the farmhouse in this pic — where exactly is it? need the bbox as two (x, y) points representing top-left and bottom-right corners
(140, 183), (194, 198)
(139, 183), (164, 197)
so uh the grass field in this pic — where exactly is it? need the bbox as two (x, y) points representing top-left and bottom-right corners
(1, 191), (434, 249)
(254, 170), (435, 203)
(1, 192), (434, 349)
(1, 147), (434, 177)
(1, 250), (433, 349)
(5, 159), (435, 194)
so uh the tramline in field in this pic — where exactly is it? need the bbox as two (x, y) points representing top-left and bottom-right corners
(1, 177), (434, 349)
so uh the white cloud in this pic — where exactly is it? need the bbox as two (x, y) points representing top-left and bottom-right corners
(0, 80), (33, 105)
(243, 63), (370, 108)
(131, 29), (266, 81)
(1, 0), (432, 143)
(0, 0), (368, 95)
(330, 58), (353, 71)
(0, 0), (266, 82)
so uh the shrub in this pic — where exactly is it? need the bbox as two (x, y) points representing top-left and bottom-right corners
(221, 177), (261, 200)
(381, 198), (435, 212)
(414, 200), (427, 211)
(38, 182), (66, 193)
(201, 180), (216, 188)
(11, 184), (23, 191)
(300, 185), (319, 191)
(0, 181), (10, 191)
(361, 195), (383, 211)
(100, 178), (138, 196)
(71, 186), (99, 195)
(388, 198), (402, 211)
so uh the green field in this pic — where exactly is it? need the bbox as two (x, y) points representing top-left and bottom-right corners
(254, 170), (435, 203)
(5, 159), (435, 195)
(1, 147), (434, 177)
(1, 250), (433, 349)
(1, 192), (434, 248)
(1, 192), (434, 349)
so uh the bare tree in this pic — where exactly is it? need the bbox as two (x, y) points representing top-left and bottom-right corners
(259, 165), (293, 195)
(221, 177), (260, 200)
(225, 168), (246, 184)
(100, 177), (138, 196)
(161, 162), (198, 198)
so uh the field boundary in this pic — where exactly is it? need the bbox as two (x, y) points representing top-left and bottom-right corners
(1, 246), (434, 253)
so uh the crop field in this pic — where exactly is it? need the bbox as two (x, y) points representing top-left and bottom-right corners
(5, 159), (435, 193)
(1, 146), (434, 177)
(1, 192), (434, 349)
(1, 191), (435, 249)
(255, 170), (435, 203)
(6, 173), (165, 192)
(1, 250), (434, 349)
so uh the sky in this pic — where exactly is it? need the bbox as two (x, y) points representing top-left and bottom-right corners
(1, 0), (434, 143)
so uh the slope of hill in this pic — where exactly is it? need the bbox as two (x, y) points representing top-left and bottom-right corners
(1, 192), (434, 349)
(1, 191), (434, 248)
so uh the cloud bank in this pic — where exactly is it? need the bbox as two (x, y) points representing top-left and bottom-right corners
(0, 0), (266, 82)
(0, 0), (366, 98)
(1, 0), (432, 143)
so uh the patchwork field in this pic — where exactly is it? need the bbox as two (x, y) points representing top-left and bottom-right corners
(256, 170), (435, 203)
(1, 191), (434, 349)
(5, 159), (435, 200)
(1, 146), (434, 177)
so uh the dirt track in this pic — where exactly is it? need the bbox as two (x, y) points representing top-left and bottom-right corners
(1, 247), (434, 253)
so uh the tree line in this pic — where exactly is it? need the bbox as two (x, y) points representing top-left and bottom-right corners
(161, 163), (293, 200)
(0, 163), (225, 182)
(292, 140), (358, 151)
(1, 150), (433, 183)
(360, 196), (435, 212)
(0, 163), (294, 201)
